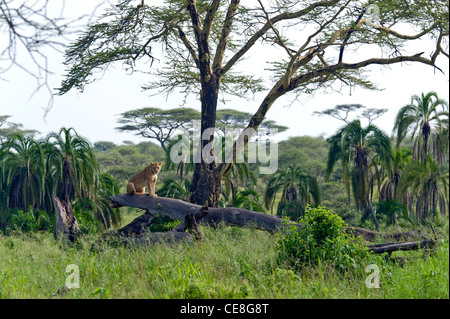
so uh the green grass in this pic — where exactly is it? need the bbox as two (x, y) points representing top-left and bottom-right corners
(0, 220), (448, 299)
(0, 227), (449, 298)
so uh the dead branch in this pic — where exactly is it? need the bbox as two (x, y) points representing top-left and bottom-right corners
(346, 226), (422, 242)
(368, 239), (436, 254)
(110, 194), (286, 233)
(104, 201), (209, 246)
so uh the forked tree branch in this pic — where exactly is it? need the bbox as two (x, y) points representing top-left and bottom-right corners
(203, 0), (221, 37)
(175, 25), (200, 68)
(213, 0), (241, 75)
(219, 0), (340, 76)
(218, 51), (440, 176)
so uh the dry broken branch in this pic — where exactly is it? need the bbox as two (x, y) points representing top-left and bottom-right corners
(104, 202), (209, 245)
(368, 239), (436, 254)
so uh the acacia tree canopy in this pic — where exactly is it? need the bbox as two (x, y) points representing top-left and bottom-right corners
(57, 0), (449, 206)
(116, 107), (201, 151)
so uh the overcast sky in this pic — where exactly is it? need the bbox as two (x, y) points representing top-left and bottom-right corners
(1, 1), (448, 146)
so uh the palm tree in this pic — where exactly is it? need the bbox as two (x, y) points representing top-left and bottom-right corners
(157, 178), (191, 201)
(380, 147), (412, 201)
(0, 140), (10, 214)
(220, 188), (265, 212)
(393, 92), (449, 163)
(46, 127), (100, 202)
(432, 111), (449, 164)
(73, 172), (121, 229)
(398, 157), (448, 220)
(326, 120), (393, 229)
(379, 147), (413, 224)
(2, 134), (46, 211)
(45, 127), (119, 229)
(264, 165), (320, 221)
(164, 135), (195, 183)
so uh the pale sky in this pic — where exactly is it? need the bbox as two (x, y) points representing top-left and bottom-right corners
(1, 1), (449, 146)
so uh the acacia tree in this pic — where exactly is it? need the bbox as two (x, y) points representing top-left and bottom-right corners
(57, 0), (449, 207)
(216, 109), (288, 139)
(116, 107), (201, 151)
(0, 115), (37, 142)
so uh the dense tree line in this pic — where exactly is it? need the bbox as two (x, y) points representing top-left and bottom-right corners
(0, 128), (120, 231)
(0, 91), (448, 233)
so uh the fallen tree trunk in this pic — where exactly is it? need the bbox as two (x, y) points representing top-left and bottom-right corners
(116, 210), (156, 236)
(368, 239), (436, 254)
(110, 194), (286, 233)
(345, 226), (422, 242)
(110, 195), (432, 257)
(104, 204), (209, 245)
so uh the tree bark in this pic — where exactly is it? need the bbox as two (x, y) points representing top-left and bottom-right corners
(368, 239), (436, 254)
(52, 194), (80, 243)
(345, 226), (421, 241)
(189, 77), (222, 207)
(104, 204), (209, 245)
(190, 162), (222, 207)
(110, 194), (287, 233)
(116, 210), (156, 236)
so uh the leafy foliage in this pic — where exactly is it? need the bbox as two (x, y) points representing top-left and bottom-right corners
(6, 210), (38, 234)
(0, 128), (121, 232)
(264, 165), (321, 220)
(398, 157), (449, 219)
(394, 92), (449, 164)
(276, 206), (374, 272)
(116, 107), (201, 151)
(374, 199), (409, 226)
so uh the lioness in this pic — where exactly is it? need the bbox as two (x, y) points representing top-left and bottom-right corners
(126, 162), (162, 196)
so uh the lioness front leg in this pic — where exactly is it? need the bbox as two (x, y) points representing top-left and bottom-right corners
(148, 181), (157, 197)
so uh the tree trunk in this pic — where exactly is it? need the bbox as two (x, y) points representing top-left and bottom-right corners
(190, 163), (222, 207)
(110, 194), (287, 233)
(422, 123), (430, 162)
(52, 194), (80, 243)
(368, 239), (435, 254)
(110, 195), (425, 244)
(189, 76), (222, 207)
(367, 200), (380, 230)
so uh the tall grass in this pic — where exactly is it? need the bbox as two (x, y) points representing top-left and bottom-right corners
(0, 224), (448, 299)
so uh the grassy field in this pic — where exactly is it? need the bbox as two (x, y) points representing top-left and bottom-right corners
(0, 213), (448, 299)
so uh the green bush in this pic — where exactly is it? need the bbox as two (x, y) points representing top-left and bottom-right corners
(73, 207), (104, 234)
(276, 206), (375, 272)
(6, 210), (39, 234)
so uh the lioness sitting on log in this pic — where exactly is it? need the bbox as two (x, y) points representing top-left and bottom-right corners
(127, 162), (162, 196)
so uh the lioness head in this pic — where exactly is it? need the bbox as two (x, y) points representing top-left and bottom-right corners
(148, 162), (162, 174)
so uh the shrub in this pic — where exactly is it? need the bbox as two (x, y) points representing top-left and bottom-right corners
(6, 210), (38, 233)
(73, 207), (104, 234)
(276, 206), (374, 272)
